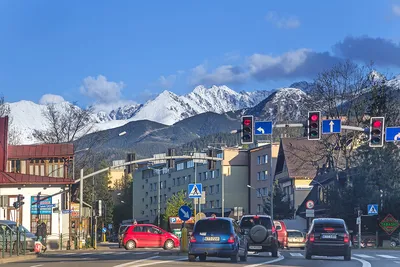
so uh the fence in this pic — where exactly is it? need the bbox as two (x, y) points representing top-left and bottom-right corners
(0, 224), (29, 258)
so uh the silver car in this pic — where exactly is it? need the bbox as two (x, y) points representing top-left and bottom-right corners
(0, 220), (36, 252)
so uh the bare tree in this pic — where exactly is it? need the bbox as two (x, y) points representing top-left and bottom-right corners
(33, 102), (95, 143)
(0, 96), (21, 145)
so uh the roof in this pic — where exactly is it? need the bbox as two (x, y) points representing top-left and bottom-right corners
(0, 172), (73, 185)
(8, 144), (74, 159)
(279, 138), (332, 178)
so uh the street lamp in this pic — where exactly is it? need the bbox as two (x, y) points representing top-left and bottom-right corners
(148, 166), (169, 227)
(247, 185), (267, 215)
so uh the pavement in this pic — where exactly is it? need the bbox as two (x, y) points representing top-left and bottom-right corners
(0, 247), (399, 267)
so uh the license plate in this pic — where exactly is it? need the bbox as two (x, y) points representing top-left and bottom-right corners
(204, 236), (220, 242)
(321, 234), (336, 239)
(249, 246), (262, 250)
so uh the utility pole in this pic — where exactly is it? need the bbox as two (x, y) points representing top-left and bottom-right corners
(79, 168), (83, 249)
(222, 173), (225, 217)
(157, 169), (161, 227)
(270, 135), (274, 220)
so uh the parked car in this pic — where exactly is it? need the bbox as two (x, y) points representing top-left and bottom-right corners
(274, 220), (288, 249)
(0, 220), (36, 252)
(287, 230), (306, 249)
(239, 215), (278, 257)
(305, 218), (351, 261)
(122, 224), (180, 250)
(188, 217), (248, 262)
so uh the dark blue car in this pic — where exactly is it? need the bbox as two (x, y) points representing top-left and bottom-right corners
(188, 217), (248, 262)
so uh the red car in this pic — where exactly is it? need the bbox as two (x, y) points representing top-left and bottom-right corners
(274, 220), (288, 249)
(122, 224), (180, 250)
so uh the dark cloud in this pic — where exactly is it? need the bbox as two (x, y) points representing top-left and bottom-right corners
(333, 36), (400, 67)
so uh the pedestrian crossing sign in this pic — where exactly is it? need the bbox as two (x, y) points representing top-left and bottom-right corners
(188, 183), (202, 198)
(368, 204), (378, 215)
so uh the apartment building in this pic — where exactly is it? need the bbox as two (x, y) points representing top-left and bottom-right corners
(133, 148), (249, 223)
(248, 143), (280, 214)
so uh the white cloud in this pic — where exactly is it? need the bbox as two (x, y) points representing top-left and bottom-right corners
(189, 64), (248, 86)
(158, 74), (177, 89)
(39, 94), (65, 105)
(393, 5), (400, 16)
(224, 51), (241, 62)
(266, 11), (301, 29)
(80, 75), (125, 103)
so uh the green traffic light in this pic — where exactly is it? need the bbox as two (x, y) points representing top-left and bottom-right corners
(310, 131), (318, 137)
(371, 138), (381, 144)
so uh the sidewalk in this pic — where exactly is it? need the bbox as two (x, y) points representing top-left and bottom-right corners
(0, 254), (37, 264)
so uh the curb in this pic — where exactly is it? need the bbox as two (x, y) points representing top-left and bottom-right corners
(0, 255), (37, 264)
(158, 251), (188, 256)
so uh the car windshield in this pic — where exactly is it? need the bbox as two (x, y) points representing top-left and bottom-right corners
(194, 219), (231, 234)
(240, 217), (272, 229)
(314, 222), (346, 233)
(288, 231), (303, 237)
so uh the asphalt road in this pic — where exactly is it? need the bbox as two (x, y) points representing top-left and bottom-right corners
(3, 249), (400, 267)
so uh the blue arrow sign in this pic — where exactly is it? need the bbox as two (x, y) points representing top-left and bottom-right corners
(322, 119), (341, 134)
(188, 183), (202, 198)
(385, 127), (400, 142)
(178, 205), (192, 221)
(254, 121), (273, 135)
(102, 227), (107, 233)
(367, 204), (378, 215)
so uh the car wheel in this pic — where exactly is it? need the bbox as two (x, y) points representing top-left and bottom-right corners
(344, 249), (351, 261)
(199, 255), (206, 261)
(231, 252), (239, 263)
(391, 241), (397, 247)
(163, 239), (174, 250)
(125, 240), (136, 250)
(271, 246), (278, 257)
(188, 254), (196, 262)
(305, 251), (312, 260)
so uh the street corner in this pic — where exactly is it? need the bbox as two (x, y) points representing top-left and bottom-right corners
(0, 254), (38, 264)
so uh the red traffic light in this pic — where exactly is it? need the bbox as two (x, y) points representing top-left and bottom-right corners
(372, 120), (382, 128)
(243, 119), (252, 126)
(310, 114), (319, 121)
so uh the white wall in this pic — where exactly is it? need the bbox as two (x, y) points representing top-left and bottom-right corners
(0, 186), (64, 237)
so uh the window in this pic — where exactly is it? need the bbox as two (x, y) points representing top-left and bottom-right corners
(150, 197), (153, 204)
(188, 175), (192, 183)
(257, 204), (262, 213)
(216, 200), (220, 207)
(142, 198), (144, 203)
(264, 170), (268, 179)
(203, 186), (207, 194)
(240, 217), (272, 229)
(150, 184), (153, 191)
(257, 156), (261, 165)
(216, 184), (220, 193)
(217, 153), (223, 158)
(154, 196), (157, 203)
(151, 210), (153, 216)
(164, 194), (167, 202)
(177, 177), (180, 186)
(173, 178), (175, 186)
(256, 188), (261, 197)
(262, 187), (268, 196)
(183, 190), (187, 197)
(198, 173), (202, 181)
(210, 185), (214, 194)
(210, 201), (214, 208)
(184, 176), (188, 183)
(210, 170), (215, 179)
(187, 160), (194, 168)
(10, 160), (21, 173)
(177, 163), (184, 171)
(257, 172), (261, 180)
(257, 155), (268, 164)
(194, 219), (231, 234)
(145, 192), (148, 196)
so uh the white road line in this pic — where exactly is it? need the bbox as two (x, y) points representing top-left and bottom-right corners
(290, 252), (303, 257)
(353, 254), (375, 258)
(244, 255), (285, 267)
(102, 251), (115, 254)
(29, 265), (43, 267)
(66, 253), (76, 255)
(352, 256), (372, 267)
(112, 256), (160, 267)
(133, 258), (187, 267)
(377, 254), (398, 259)
(81, 252), (93, 255)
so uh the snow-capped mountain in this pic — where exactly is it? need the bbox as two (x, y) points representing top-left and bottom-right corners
(6, 85), (273, 144)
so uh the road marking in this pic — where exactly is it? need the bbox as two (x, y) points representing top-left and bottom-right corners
(102, 251), (115, 254)
(29, 265), (43, 267)
(112, 256), (160, 267)
(353, 254), (375, 258)
(290, 252), (303, 257)
(353, 256), (372, 267)
(81, 252), (93, 255)
(244, 255), (285, 267)
(377, 254), (398, 259)
(133, 258), (187, 267)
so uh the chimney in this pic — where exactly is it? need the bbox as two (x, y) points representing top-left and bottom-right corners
(0, 116), (9, 172)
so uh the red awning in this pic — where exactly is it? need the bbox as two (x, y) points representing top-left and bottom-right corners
(8, 144), (74, 159)
(0, 172), (73, 185)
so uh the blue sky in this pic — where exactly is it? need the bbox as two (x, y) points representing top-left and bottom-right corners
(1, 0), (400, 110)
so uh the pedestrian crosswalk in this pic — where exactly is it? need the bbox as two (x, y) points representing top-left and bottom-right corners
(45, 251), (152, 257)
(288, 252), (399, 260)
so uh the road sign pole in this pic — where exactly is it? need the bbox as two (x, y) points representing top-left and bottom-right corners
(358, 210), (362, 249)
(222, 174), (225, 217)
(194, 163), (197, 220)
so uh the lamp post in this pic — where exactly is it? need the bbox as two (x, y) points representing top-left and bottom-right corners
(247, 185), (267, 214)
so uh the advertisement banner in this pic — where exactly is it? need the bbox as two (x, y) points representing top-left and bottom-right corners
(31, 196), (53, 215)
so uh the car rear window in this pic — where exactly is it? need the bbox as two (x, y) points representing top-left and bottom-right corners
(314, 222), (346, 233)
(119, 225), (129, 234)
(288, 231), (303, 237)
(240, 217), (272, 229)
(194, 219), (231, 234)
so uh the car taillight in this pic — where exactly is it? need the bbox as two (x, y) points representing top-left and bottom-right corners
(190, 235), (196, 243)
(228, 235), (235, 244)
(324, 227), (335, 232)
(344, 234), (349, 243)
(308, 234), (315, 242)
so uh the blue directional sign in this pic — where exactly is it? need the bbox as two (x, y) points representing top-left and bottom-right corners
(385, 127), (400, 142)
(254, 121), (273, 135)
(188, 183), (202, 198)
(322, 119), (341, 134)
(368, 204), (378, 215)
(178, 205), (192, 221)
(102, 227), (107, 233)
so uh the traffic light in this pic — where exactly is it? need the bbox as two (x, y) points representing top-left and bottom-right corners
(369, 117), (385, 147)
(207, 149), (216, 170)
(167, 148), (176, 169)
(126, 153), (136, 174)
(307, 111), (321, 140)
(13, 201), (20, 209)
(17, 194), (25, 206)
(241, 115), (254, 144)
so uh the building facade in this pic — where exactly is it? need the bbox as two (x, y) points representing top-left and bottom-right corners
(133, 148), (249, 223)
(248, 143), (280, 214)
